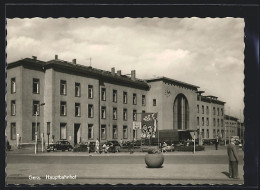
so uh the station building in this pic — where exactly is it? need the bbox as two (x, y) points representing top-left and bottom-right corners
(196, 92), (225, 141)
(224, 115), (241, 139)
(6, 56), (227, 147)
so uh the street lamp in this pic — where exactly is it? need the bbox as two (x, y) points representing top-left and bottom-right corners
(47, 122), (50, 147)
(35, 103), (45, 155)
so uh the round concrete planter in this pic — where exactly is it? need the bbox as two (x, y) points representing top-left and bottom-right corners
(145, 153), (164, 168)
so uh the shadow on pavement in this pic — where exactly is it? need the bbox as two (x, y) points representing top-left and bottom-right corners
(221, 171), (230, 178)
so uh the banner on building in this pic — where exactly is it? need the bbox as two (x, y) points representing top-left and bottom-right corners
(141, 113), (158, 138)
(133, 122), (141, 130)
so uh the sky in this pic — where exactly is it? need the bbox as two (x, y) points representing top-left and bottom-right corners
(6, 18), (245, 120)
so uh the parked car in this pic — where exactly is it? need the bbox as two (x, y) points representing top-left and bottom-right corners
(47, 140), (73, 152)
(106, 141), (121, 152)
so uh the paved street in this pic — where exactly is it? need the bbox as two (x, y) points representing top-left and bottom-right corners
(6, 146), (244, 185)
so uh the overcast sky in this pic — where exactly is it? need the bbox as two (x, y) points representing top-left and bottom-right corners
(6, 18), (245, 120)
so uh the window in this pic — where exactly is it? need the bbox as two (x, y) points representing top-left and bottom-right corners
(75, 83), (81, 97)
(123, 92), (127, 104)
(213, 129), (216, 138)
(221, 119), (223, 127)
(123, 109), (127, 121)
(88, 124), (93, 139)
(101, 106), (106, 119)
(113, 125), (118, 139)
(206, 106), (209, 115)
(153, 99), (157, 106)
(113, 90), (117, 102)
(11, 100), (16, 116)
(202, 129), (205, 138)
(101, 125), (106, 140)
(75, 103), (81, 117)
(197, 105), (199, 113)
(206, 118), (209, 126)
(197, 117), (199, 126)
(33, 78), (40, 94)
(60, 101), (67, 116)
(133, 93), (137, 105)
(123, 126), (128, 139)
(221, 108), (223, 116)
(32, 122), (40, 140)
(11, 78), (16, 93)
(88, 85), (93, 99)
(217, 108), (219, 116)
(213, 107), (216, 115)
(11, 123), (16, 140)
(133, 110), (137, 121)
(101, 88), (106, 101)
(60, 123), (67, 140)
(113, 107), (117, 120)
(33, 101), (40, 115)
(202, 117), (204, 126)
(207, 129), (209, 138)
(60, 80), (67, 95)
(88, 104), (94, 118)
(202, 105), (204, 114)
(142, 95), (146, 106)
(213, 118), (216, 126)
(217, 119), (219, 126)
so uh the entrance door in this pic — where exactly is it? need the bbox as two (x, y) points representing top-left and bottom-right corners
(74, 124), (81, 146)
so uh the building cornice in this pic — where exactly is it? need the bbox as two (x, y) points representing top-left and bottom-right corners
(145, 77), (199, 91)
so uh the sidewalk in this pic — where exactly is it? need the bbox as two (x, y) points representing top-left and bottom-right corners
(7, 146), (244, 157)
(6, 146), (244, 185)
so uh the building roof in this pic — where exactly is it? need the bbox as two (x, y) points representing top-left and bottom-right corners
(224, 115), (239, 121)
(145, 77), (199, 91)
(7, 57), (150, 90)
(199, 95), (225, 105)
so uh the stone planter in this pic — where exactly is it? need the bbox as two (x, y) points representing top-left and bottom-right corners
(145, 153), (164, 168)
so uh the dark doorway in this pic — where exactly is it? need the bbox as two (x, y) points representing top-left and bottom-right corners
(74, 124), (81, 146)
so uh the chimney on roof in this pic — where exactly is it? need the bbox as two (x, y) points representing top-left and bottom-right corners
(131, 70), (136, 80)
(72, 59), (76, 64)
(117, 70), (121, 76)
(111, 67), (115, 75)
(32, 56), (37, 60)
(55, 55), (58, 60)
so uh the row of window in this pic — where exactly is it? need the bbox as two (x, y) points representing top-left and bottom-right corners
(11, 100), (41, 116)
(200, 129), (224, 139)
(9, 122), (129, 141)
(11, 100), (141, 121)
(200, 128), (236, 139)
(197, 117), (224, 127)
(61, 124), (129, 140)
(10, 78), (148, 106)
(197, 105), (224, 116)
(11, 78), (40, 94)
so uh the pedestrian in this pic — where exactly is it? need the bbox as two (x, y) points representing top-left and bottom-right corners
(227, 138), (239, 179)
(215, 135), (219, 150)
(119, 138), (123, 147)
(95, 138), (100, 153)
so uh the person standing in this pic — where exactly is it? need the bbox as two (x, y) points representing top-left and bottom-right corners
(227, 138), (239, 179)
(215, 135), (219, 150)
(95, 138), (100, 153)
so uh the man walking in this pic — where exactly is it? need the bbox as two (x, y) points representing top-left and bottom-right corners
(227, 138), (239, 179)
(95, 138), (100, 153)
(215, 135), (219, 150)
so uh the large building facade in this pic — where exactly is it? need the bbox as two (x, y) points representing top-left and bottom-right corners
(196, 93), (225, 141)
(6, 56), (229, 147)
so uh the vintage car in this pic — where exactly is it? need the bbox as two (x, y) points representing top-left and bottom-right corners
(47, 140), (73, 152)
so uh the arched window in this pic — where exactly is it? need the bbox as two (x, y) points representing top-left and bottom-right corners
(173, 94), (189, 130)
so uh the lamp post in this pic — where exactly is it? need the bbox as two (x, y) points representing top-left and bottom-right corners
(35, 103), (45, 155)
(47, 122), (50, 147)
